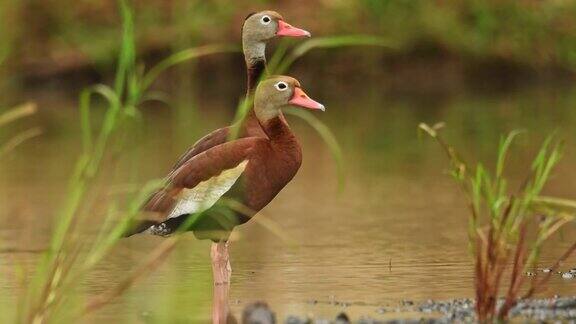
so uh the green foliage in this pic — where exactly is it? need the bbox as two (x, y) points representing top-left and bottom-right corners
(285, 108), (345, 191)
(3, 0), (576, 79)
(420, 123), (576, 322)
(354, 0), (576, 67)
(0, 0), (15, 66)
(142, 44), (240, 92)
(269, 35), (394, 75)
(15, 1), (232, 322)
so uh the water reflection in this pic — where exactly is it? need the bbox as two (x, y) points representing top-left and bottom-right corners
(1, 83), (576, 321)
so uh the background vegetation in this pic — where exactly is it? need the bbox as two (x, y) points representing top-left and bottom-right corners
(3, 1), (576, 90)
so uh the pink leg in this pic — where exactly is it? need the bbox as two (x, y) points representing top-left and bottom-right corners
(212, 281), (231, 324)
(211, 241), (231, 324)
(210, 241), (231, 285)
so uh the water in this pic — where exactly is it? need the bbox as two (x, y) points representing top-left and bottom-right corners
(1, 75), (576, 322)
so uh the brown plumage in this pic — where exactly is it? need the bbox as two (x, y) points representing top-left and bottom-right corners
(127, 76), (325, 240)
(169, 11), (310, 172)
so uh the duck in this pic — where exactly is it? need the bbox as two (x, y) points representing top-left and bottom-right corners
(128, 76), (325, 287)
(170, 11), (311, 170)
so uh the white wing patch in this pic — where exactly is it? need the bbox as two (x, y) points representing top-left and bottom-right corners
(167, 160), (248, 219)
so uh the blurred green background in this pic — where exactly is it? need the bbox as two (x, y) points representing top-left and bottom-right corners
(3, 0), (576, 91)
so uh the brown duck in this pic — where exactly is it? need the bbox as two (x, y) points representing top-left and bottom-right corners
(171, 10), (311, 170)
(128, 76), (324, 287)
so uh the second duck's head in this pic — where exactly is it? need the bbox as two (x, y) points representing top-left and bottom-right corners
(254, 75), (324, 122)
(242, 11), (310, 64)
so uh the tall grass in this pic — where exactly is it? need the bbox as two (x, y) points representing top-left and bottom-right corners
(420, 123), (576, 322)
(268, 35), (393, 75)
(9, 1), (234, 322)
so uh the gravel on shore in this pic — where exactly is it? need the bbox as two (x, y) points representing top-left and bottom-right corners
(275, 296), (576, 323)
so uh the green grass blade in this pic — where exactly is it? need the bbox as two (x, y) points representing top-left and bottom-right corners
(78, 85), (121, 154)
(496, 130), (523, 180)
(266, 38), (291, 75)
(83, 85), (121, 175)
(142, 44), (240, 91)
(228, 95), (253, 141)
(533, 196), (576, 212)
(84, 179), (164, 269)
(115, 0), (135, 97)
(284, 108), (345, 191)
(274, 35), (393, 74)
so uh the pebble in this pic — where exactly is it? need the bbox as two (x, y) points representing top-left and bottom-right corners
(285, 315), (310, 324)
(357, 317), (380, 324)
(376, 307), (386, 314)
(335, 312), (351, 324)
(314, 319), (330, 324)
(542, 268), (552, 273)
(243, 302), (275, 324)
(562, 272), (574, 279)
(555, 299), (576, 308)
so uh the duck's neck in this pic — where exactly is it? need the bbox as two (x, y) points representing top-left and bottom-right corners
(259, 113), (297, 145)
(246, 58), (266, 95)
(243, 41), (267, 131)
(243, 37), (267, 93)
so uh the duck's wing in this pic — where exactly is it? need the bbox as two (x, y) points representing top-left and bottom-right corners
(126, 137), (265, 236)
(170, 126), (231, 173)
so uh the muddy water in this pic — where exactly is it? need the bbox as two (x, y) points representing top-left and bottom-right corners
(1, 82), (576, 322)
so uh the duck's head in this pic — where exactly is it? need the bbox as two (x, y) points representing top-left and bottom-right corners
(254, 75), (324, 122)
(243, 11), (310, 63)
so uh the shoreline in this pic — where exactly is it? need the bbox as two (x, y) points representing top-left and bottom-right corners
(241, 296), (576, 323)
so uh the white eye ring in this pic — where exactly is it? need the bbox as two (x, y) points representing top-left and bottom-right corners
(260, 15), (272, 25)
(275, 81), (288, 91)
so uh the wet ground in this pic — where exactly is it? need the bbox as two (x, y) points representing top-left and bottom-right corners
(280, 295), (576, 323)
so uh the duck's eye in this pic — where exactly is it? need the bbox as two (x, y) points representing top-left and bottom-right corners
(275, 81), (288, 91)
(261, 15), (271, 25)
